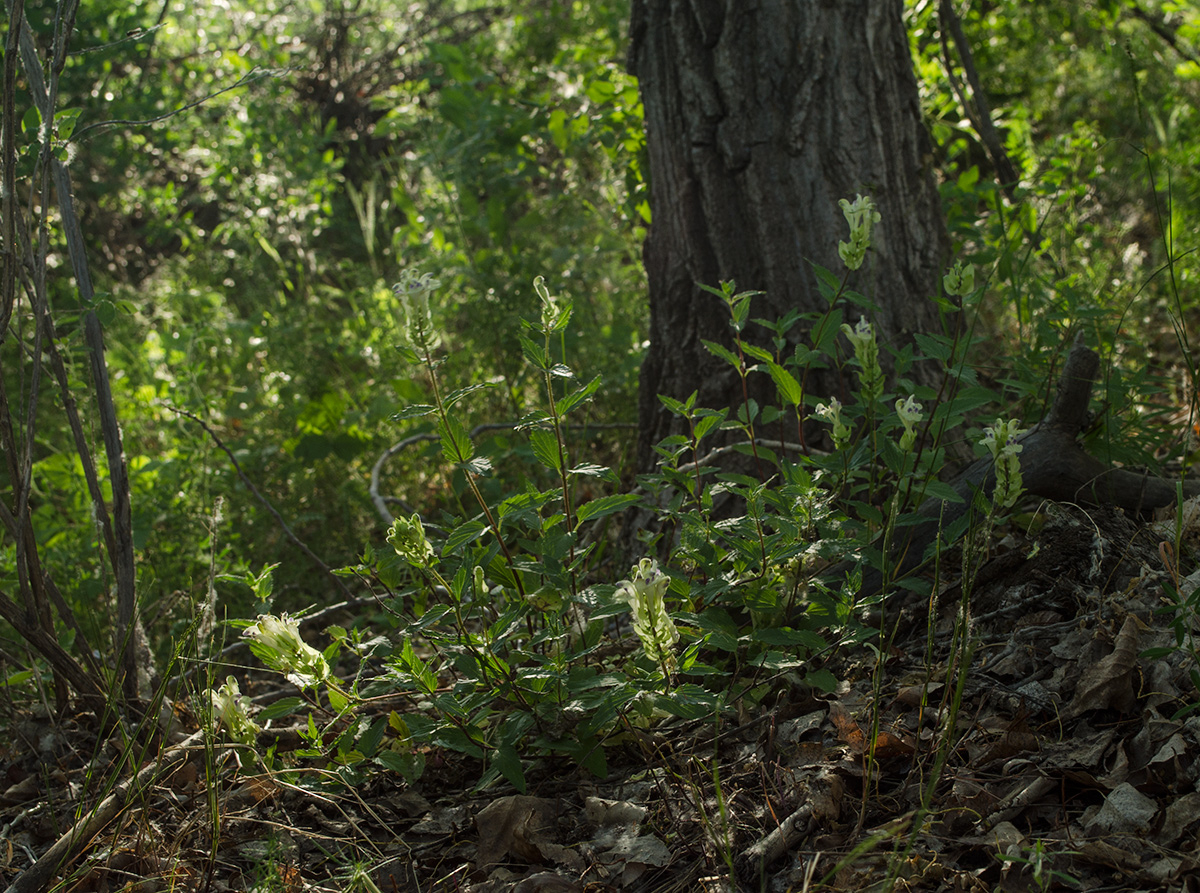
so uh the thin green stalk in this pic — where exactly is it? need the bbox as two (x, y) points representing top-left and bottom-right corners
(421, 343), (526, 599)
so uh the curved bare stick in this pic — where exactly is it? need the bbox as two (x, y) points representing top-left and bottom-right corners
(368, 422), (637, 525)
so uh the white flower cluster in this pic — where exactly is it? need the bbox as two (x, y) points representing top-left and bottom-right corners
(617, 558), (679, 675)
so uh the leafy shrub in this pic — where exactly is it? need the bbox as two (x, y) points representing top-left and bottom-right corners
(224, 199), (1033, 795)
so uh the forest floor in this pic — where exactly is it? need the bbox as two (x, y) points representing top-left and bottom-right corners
(2, 499), (1200, 893)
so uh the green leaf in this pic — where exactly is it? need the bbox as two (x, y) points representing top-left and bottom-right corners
(54, 107), (82, 142)
(767, 362), (804, 406)
(694, 608), (740, 651)
(751, 627), (826, 651)
(392, 404), (437, 421)
(655, 685), (721, 718)
(701, 339), (740, 368)
(520, 334), (548, 370)
(920, 480), (965, 504)
(913, 332), (953, 363)
(443, 383), (494, 409)
(805, 668), (838, 693)
(810, 308), (844, 355)
(499, 490), (554, 529)
(0, 669), (33, 687)
(395, 345), (422, 365)
(741, 343), (774, 363)
(547, 108), (571, 150)
(436, 726), (484, 759)
(557, 375), (602, 415)
(21, 107), (40, 137)
(258, 697), (304, 721)
(327, 685), (349, 712)
(730, 293), (754, 330)
(528, 427), (563, 471)
(516, 409), (552, 429)
(694, 410), (726, 440)
(659, 394), (688, 415)
(569, 463), (617, 482)
(575, 493), (640, 526)
(444, 519), (487, 555)
(376, 748), (426, 783)
(944, 386), (998, 415)
(465, 456), (493, 476)
(492, 743), (526, 793)
(811, 263), (842, 300)
(438, 414), (474, 464)
(550, 302), (573, 333)
(570, 737), (607, 777)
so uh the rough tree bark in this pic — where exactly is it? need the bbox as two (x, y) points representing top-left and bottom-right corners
(628, 0), (948, 469)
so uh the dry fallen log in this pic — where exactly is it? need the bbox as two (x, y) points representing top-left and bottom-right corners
(864, 333), (1199, 594)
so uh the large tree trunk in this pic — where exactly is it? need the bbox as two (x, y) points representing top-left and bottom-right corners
(629, 0), (948, 469)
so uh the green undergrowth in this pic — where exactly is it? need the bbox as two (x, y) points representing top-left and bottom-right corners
(212, 200), (1040, 801)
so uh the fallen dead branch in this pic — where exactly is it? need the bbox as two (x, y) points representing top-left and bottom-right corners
(4, 731), (204, 893)
(862, 333), (1200, 595)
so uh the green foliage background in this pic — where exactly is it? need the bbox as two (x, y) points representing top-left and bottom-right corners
(3, 0), (1198, 664)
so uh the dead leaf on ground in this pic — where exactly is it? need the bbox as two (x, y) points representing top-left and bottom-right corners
(1068, 613), (1144, 716)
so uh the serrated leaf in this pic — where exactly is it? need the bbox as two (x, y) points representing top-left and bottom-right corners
(913, 331), (953, 363)
(465, 456), (492, 476)
(945, 385), (998, 414)
(810, 308), (844, 355)
(327, 685), (349, 712)
(659, 394), (688, 415)
(395, 639), (438, 692)
(701, 339), (740, 368)
(730, 293), (754, 330)
(550, 303), (573, 331)
(258, 697), (304, 721)
(443, 383), (494, 409)
(392, 403), (437, 421)
(740, 343), (774, 363)
(655, 685), (721, 718)
(376, 748), (426, 782)
(557, 375), (601, 415)
(519, 334), (548, 370)
(656, 434), (691, 448)
(516, 409), (552, 429)
(438, 414), (474, 464)
(811, 263), (842, 298)
(694, 410), (726, 440)
(498, 489), (556, 531)
(767, 362), (804, 406)
(569, 462), (616, 480)
(572, 737), (607, 777)
(444, 519), (487, 555)
(575, 493), (640, 526)
(395, 345), (422, 364)
(528, 427), (563, 471)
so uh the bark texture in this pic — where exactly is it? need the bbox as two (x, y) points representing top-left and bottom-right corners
(629, 0), (947, 468)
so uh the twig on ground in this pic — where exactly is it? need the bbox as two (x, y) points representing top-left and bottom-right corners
(4, 731), (204, 893)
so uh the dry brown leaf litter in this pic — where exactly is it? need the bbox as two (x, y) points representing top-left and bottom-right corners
(2, 501), (1200, 891)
